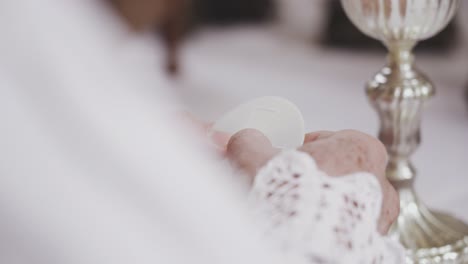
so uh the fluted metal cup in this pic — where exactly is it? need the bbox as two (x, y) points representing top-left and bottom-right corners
(340, 0), (468, 263)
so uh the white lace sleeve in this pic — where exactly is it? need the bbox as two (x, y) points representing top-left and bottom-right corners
(250, 150), (405, 264)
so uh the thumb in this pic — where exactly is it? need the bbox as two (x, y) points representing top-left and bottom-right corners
(226, 129), (279, 181)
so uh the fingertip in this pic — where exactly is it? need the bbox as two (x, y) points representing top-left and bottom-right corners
(227, 128), (272, 152)
(225, 129), (281, 180)
(209, 130), (231, 150)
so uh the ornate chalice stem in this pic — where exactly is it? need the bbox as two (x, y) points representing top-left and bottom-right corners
(368, 46), (428, 187)
(366, 45), (468, 254)
(369, 44), (468, 264)
(341, 0), (468, 262)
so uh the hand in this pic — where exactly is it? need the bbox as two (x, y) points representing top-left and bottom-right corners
(177, 112), (231, 153)
(226, 129), (399, 235)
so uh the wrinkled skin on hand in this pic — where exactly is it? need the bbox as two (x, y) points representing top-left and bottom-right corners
(226, 129), (399, 235)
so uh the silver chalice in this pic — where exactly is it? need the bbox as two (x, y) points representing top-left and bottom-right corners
(340, 0), (468, 263)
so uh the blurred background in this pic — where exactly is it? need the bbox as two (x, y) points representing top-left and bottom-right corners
(115, 0), (468, 219)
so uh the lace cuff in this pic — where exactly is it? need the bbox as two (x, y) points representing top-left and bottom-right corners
(250, 150), (405, 264)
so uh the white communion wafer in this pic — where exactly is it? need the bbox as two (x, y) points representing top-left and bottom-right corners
(212, 96), (305, 149)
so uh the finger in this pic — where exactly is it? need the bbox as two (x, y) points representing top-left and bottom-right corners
(226, 129), (279, 180)
(208, 130), (232, 152)
(177, 112), (232, 152)
(303, 131), (334, 143)
(178, 112), (212, 131)
(377, 181), (400, 234)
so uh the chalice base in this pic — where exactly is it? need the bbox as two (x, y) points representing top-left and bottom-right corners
(390, 188), (468, 263)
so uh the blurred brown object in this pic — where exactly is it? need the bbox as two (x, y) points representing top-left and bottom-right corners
(159, 0), (187, 75)
(111, 0), (188, 75)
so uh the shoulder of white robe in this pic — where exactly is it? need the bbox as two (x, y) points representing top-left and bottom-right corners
(0, 1), (284, 264)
